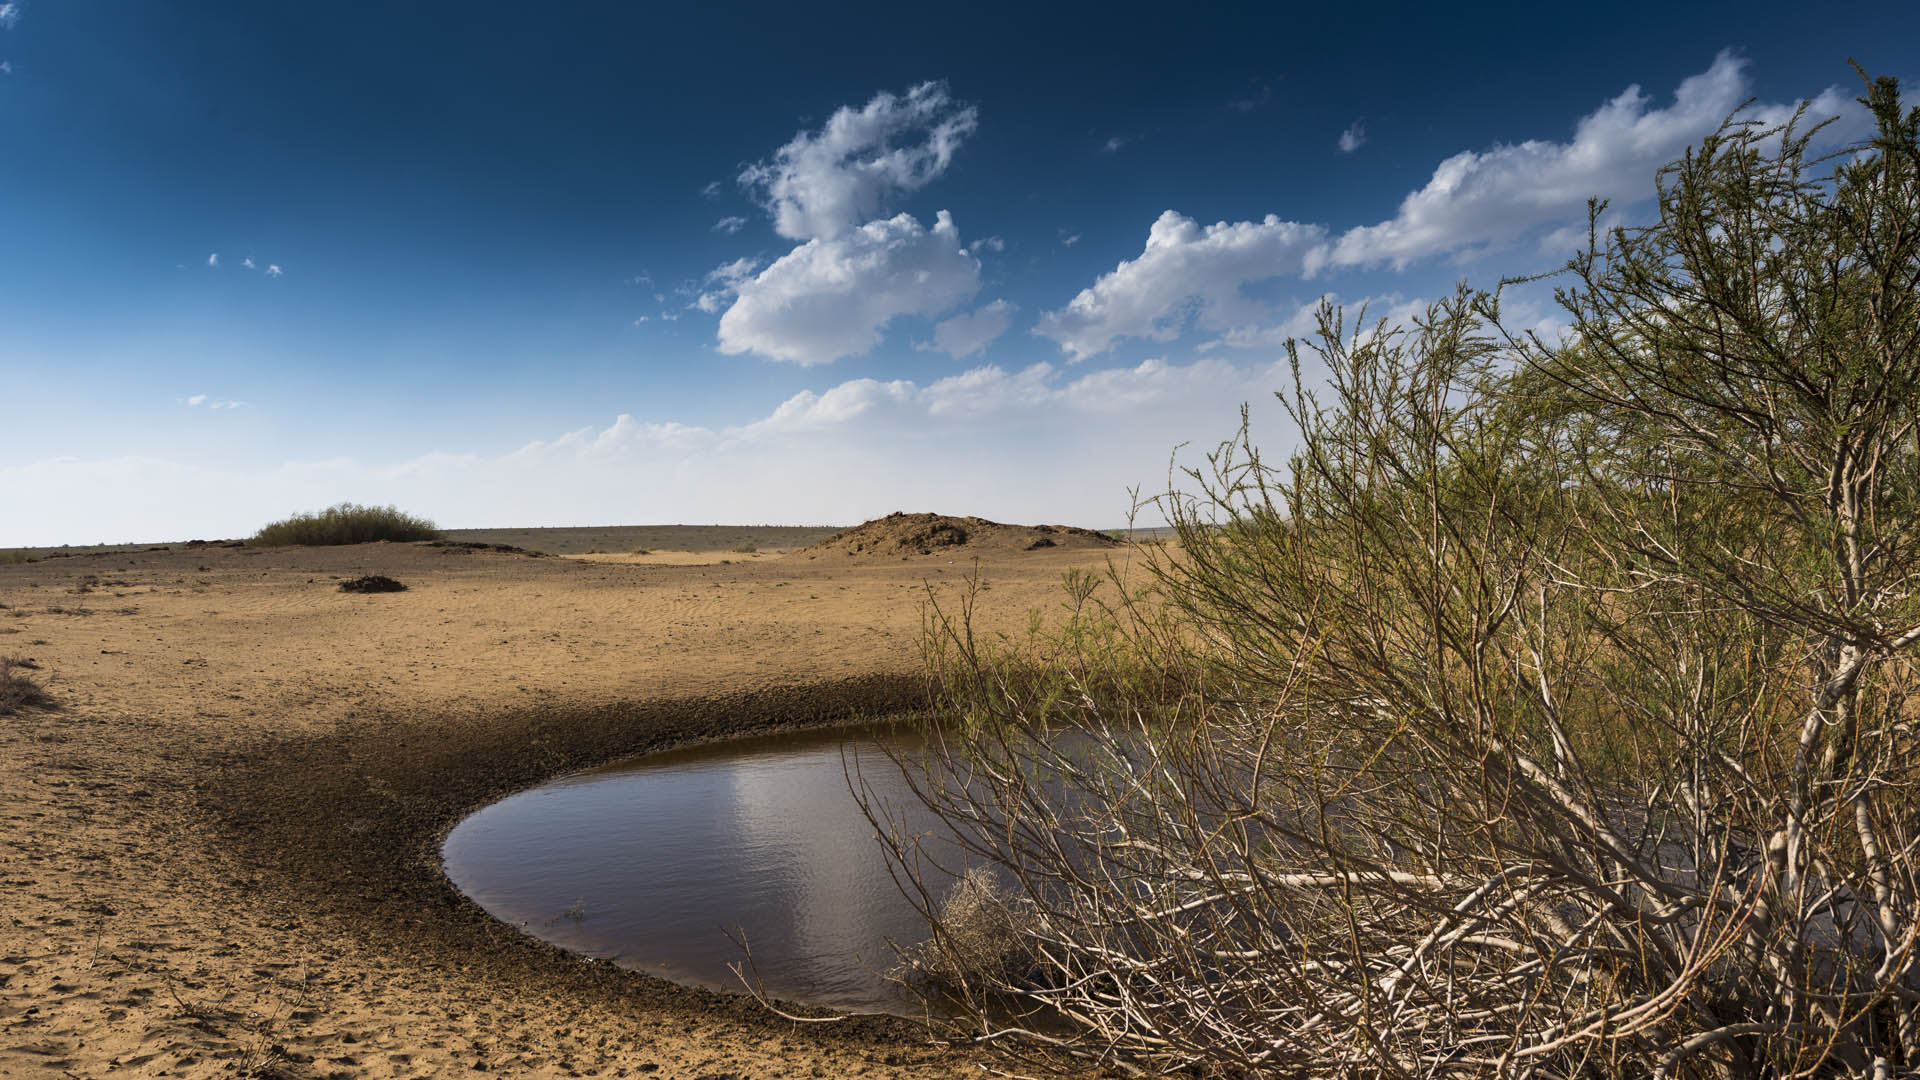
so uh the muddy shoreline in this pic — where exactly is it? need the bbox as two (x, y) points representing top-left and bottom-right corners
(199, 673), (948, 1049)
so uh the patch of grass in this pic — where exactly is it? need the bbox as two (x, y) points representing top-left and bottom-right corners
(732, 542), (758, 553)
(0, 548), (40, 564)
(0, 656), (52, 714)
(339, 575), (406, 594)
(251, 503), (441, 547)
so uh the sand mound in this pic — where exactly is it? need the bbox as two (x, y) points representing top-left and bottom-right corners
(797, 512), (1120, 560)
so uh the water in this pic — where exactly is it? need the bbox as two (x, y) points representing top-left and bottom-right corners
(441, 723), (957, 1016)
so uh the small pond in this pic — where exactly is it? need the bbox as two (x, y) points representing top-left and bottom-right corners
(441, 723), (959, 1016)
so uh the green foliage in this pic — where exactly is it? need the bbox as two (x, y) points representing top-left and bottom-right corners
(906, 70), (1920, 1078)
(250, 503), (441, 547)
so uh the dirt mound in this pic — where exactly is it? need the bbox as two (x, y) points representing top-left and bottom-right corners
(797, 512), (1120, 560)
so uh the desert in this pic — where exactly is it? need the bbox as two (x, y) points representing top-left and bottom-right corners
(0, 521), (1123, 1079)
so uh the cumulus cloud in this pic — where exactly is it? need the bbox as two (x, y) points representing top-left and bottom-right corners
(242, 257), (256, 270)
(0, 3), (18, 30)
(265, 264), (283, 277)
(185, 394), (208, 406)
(1102, 136), (1130, 153)
(712, 215), (747, 234)
(921, 299), (1016, 359)
(739, 80), (977, 241)
(207, 253), (219, 268)
(972, 235), (1005, 254)
(1, 62), (12, 76)
(1338, 121), (1366, 153)
(1035, 210), (1327, 360)
(1318, 51), (1857, 271)
(717, 210), (980, 365)
(1038, 52), (1861, 359)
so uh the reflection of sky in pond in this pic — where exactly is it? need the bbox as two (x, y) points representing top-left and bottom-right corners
(442, 725), (955, 1015)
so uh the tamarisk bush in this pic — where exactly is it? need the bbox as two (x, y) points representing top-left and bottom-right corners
(879, 72), (1920, 1078)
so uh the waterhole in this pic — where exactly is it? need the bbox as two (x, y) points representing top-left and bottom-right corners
(441, 723), (958, 1016)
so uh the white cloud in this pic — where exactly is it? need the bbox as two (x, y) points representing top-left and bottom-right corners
(1, 62), (12, 76)
(700, 180), (722, 200)
(717, 210), (980, 365)
(921, 299), (1016, 359)
(1102, 136), (1129, 153)
(207, 253), (219, 268)
(1060, 232), (1081, 247)
(739, 80), (977, 241)
(633, 315), (651, 324)
(971, 235), (1005, 253)
(1317, 51), (1858, 271)
(1337, 121), (1366, 153)
(0, 3), (17, 30)
(1036, 210), (1327, 360)
(1037, 52), (1863, 360)
(265, 264), (283, 277)
(689, 255), (762, 315)
(242, 257), (256, 270)
(713, 215), (747, 234)
(185, 394), (208, 407)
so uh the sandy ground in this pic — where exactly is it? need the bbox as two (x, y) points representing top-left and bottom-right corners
(0, 537), (1127, 1079)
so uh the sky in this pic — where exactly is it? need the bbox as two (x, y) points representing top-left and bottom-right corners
(2, 2), (1916, 545)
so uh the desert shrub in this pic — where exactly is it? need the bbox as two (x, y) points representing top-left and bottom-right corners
(338, 575), (406, 593)
(887, 75), (1920, 1078)
(0, 549), (40, 565)
(0, 656), (51, 714)
(251, 503), (440, 546)
(732, 542), (758, 553)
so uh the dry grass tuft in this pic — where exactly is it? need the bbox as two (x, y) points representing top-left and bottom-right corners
(0, 655), (52, 714)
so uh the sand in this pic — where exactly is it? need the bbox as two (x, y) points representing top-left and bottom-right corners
(0, 533), (1131, 1079)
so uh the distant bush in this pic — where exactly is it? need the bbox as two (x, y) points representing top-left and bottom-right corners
(0, 656), (51, 714)
(0, 549), (40, 565)
(732, 542), (757, 553)
(339, 575), (407, 594)
(251, 503), (441, 547)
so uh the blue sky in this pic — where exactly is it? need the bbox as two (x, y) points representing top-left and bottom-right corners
(2, 2), (1915, 544)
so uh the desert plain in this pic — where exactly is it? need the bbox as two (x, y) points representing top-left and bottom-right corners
(0, 517), (1128, 1079)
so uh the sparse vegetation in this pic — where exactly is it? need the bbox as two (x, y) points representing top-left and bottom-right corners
(250, 502), (441, 547)
(0, 548), (40, 564)
(0, 656), (51, 714)
(732, 542), (757, 553)
(888, 73), (1920, 1078)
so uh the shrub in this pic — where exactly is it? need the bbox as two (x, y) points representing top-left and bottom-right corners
(251, 503), (440, 546)
(890, 74), (1920, 1079)
(0, 549), (39, 565)
(732, 542), (758, 553)
(338, 575), (406, 593)
(0, 656), (50, 714)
